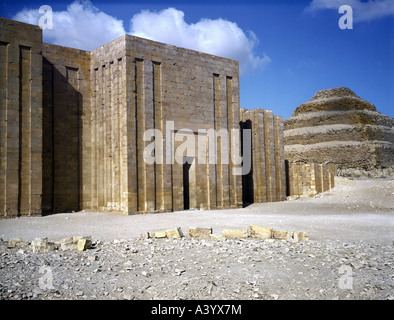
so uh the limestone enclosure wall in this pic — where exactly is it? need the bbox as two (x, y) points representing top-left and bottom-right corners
(0, 17), (335, 217)
(285, 161), (336, 198)
(88, 35), (242, 214)
(240, 108), (286, 204)
(88, 36), (128, 213)
(0, 18), (42, 217)
(41, 43), (91, 213)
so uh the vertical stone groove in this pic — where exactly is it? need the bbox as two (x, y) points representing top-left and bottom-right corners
(18, 45), (32, 216)
(135, 58), (145, 211)
(0, 42), (8, 215)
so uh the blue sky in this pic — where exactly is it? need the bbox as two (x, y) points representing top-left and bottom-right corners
(1, 0), (393, 119)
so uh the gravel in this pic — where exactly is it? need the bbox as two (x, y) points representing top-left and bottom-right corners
(0, 237), (393, 300)
(0, 177), (393, 300)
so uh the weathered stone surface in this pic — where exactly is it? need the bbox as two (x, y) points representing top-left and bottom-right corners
(248, 225), (273, 239)
(165, 228), (183, 239)
(77, 237), (92, 251)
(60, 237), (77, 251)
(189, 228), (212, 239)
(140, 232), (150, 240)
(209, 234), (225, 241)
(286, 161), (336, 197)
(272, 230), (293, 241)
(222, 229), (248, 239)
(8, 238), (28, 248)
(151, 231), (167, 239)
(31, 238), (53, 253)
(284, 87), (394, 177)
(88, 35), (242, 214)
(293, 232), (309, 242)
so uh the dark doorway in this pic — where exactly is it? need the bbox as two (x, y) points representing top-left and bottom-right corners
(285, 160), (290, 197)
(183, 157), (193, 210)
(240, 120), (254, 206)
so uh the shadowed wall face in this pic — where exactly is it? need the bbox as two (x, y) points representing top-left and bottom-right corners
(0, 18), (91, 217)
(42, 43), (90, 212)
(41, 43), (91, 214)
(41, 45), (91, 213)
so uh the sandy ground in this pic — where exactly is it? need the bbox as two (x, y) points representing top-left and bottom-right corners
(0, 177), (393, 243)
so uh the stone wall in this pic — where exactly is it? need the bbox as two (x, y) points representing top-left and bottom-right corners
(88, 35), (243, 214)
(240, 108), (286, 204)
(0, 18), (245, 216)
(41, 43), (91, 213)
(87, 36), (127, 213)
(0, 18), (43, 217)
(285, 161), (336, 198)
(1, 17), (339, 217)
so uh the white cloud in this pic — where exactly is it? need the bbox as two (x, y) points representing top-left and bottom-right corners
(13, 0), (125, 51)
(12, 2), (269, 74)
(305, 0), (394, 22)
(130, 8), (270, 74)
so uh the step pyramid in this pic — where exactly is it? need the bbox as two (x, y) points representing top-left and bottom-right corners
(284, 87), (394, 176)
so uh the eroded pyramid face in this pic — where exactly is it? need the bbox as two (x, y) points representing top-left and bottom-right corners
(291, 87), (377, 117)
(283, 87), (394, 175)
(310, 87), (360, 101)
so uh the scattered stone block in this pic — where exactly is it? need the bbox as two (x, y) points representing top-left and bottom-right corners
(210, 234), (225, 241)
(122, 294), (135, 300)
(222, 229), (248, 239)
(272, 230), (293, 241)
(189, 227), (212, 239)
(293, 232), (308, 242)
(140, 232), (150, 240)
(53, 240), (62, 250)
(248, 225), (273, 239)
(77, 237), (92, 251)
(143, 226), (307, 242)
(60, 237), (77, 251)
(165, 228), (183, 239)
(31, 238), (53, 253)
(151, 231), (167, 239)
(8, 238), (28, 248)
